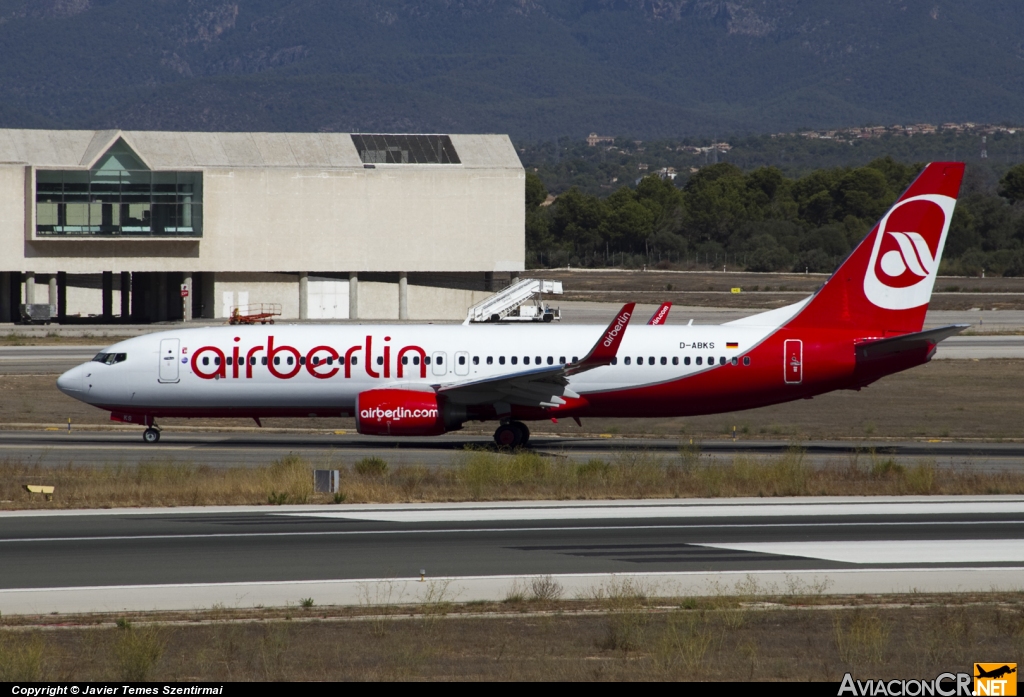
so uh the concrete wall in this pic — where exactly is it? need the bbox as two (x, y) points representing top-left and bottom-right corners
(407, 284), (491, 321)
(2, 155), (525, 276)
(213, 273), (300, 320)
(0, 167), (26, 277)
(61, 275), (125, 319)
(208, 273), (489, 321)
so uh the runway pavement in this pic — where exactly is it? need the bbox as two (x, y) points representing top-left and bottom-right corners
(2, 429), (1024, 471)
(0, 345), (103, 374)
(0, 496), (1021, 613)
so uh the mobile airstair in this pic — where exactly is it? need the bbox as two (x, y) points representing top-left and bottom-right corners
(464, 278), (563, 324)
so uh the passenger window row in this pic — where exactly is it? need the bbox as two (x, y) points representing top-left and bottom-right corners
(609, 355), (753, 367)
(202, 354), (358, 367)
(197, 352), (753, 369)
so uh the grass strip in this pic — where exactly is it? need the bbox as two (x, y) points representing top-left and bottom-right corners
(3, 446), (1024, 509)
(1, 589), (1022, 681)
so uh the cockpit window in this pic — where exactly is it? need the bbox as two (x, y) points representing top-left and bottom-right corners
(92, 353), (127, 365)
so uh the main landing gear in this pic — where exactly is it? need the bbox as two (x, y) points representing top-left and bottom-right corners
(493, 421), (530, 448)
(142, 427), (161, 444)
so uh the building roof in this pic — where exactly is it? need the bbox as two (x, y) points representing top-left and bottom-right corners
(0, 129), (521, 170)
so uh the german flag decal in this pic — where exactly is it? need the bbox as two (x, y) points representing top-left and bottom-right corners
(726, 342), (739, 349)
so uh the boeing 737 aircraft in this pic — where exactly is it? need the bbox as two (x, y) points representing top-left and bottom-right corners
(57, 162), (966, 447)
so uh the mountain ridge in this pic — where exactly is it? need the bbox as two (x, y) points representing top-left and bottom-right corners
(0, 0), (1021, 138)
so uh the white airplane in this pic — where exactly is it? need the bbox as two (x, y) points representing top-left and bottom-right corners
(58, 162), (966, 447)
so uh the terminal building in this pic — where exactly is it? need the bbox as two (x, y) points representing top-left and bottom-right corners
(0, 129), (524, 324)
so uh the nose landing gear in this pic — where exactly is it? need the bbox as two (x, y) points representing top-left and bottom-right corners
(142, 427), (161, 444)
(493, 421), (530, 448)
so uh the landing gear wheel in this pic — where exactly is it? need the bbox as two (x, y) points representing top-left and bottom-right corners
(143, 427), (161, 444)
(513, 421), (530, 445)
(493, 423), (522, 449)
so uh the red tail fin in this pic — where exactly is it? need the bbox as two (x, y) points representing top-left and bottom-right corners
(788, 162), (964, 335)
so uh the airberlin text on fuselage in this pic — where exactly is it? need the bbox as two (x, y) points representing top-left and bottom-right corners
(189, 335), (427, 381)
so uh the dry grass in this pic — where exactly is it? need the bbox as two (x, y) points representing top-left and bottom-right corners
(1, 594), (1022, 681)
(3, 446), (1024, 510)
(0, 454), (314, 509)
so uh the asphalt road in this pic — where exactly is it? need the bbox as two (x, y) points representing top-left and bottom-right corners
(0, 497), (1021, 613)
(1, 430), (1023, 471)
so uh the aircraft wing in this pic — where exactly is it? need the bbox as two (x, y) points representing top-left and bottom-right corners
(437, 303), (636, 409)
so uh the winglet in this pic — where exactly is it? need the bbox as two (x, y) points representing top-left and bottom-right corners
(647, 302), (672, 325)
(566, 303), (635, 375)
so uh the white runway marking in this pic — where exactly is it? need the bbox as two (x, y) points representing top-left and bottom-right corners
(290, 499), (1024, 523)
(701, 539), (1024, 564)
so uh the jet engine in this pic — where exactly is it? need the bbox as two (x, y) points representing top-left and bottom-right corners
(355, 388), (464, 436)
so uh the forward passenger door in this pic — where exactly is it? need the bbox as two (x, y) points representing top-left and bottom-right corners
(158, 338), (180, 383)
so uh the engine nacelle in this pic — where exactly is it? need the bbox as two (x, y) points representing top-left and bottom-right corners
(355, 388), (450, 436)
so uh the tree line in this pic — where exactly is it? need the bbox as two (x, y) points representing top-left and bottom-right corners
(526, 158), (1024, 276)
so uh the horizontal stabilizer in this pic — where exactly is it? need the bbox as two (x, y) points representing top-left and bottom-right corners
(855, 325), (968, 361)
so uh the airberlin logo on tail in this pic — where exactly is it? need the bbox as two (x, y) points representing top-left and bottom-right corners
(880, 231), (935, 280)
(864, 194), (956, 310)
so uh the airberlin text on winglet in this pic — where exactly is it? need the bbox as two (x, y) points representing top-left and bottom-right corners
(602, 309), (632, 347)
(189, 335), (428, 381)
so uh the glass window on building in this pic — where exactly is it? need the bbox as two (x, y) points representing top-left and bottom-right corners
(35, 140), (202, 237)
(351, 134), (461, 164)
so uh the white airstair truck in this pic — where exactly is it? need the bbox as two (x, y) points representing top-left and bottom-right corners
(464, 278), (562, 324)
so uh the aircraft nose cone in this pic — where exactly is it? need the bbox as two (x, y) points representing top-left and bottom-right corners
(56, 365), (84, 394)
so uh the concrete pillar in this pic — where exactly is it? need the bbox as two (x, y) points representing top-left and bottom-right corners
(157, 273), (168, 322)
(119, 272), (130, 319)
(130, 273), (141, 322)
(48, 276), (57, 309)
(182, 273), (192, 322)
(0, 272), (10, 322)
(24, 272), (35, 305)
(101, 271), (113, 321)
(57, 272), (67, 322)
(201, 272), (215, 319)
(398, 272), (409, 320)
(349, 272), (359, 320)
(298, 272), (308, 320)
